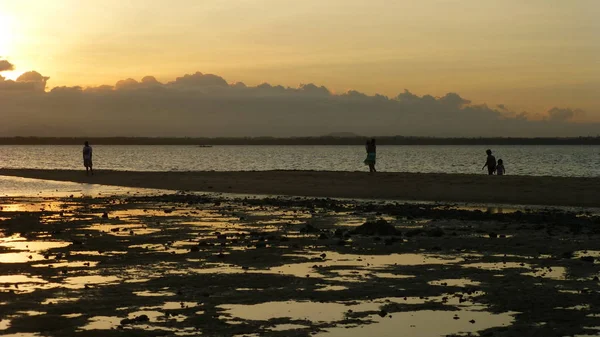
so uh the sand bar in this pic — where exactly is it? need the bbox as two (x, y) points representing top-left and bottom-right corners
(0, 169), (598, 207)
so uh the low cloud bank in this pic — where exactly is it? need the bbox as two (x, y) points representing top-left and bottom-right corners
(0, 61), (597, 137)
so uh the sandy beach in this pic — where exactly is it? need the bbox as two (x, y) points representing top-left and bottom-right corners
(0, 169), (598, 207)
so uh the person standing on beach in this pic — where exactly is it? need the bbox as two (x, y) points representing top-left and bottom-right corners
(482, 149), (496, 175)
(83, 141), (93, 176)
(496, 159), (505, 175)
(364, 139), (377, 173)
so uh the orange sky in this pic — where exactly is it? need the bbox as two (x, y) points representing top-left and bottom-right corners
(1, 0), (599, 120)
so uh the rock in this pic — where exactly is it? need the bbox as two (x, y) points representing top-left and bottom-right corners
(300, 224), (321, 234)
(426, 227), (445, 237)
(101, 212), (108, 219)
(333, 229), (345, 238)
(561, 251), (574, 259)
(351, 219), (398, 236)
(488, 232), (498, 238)
(580, 256), (595, 263)
(120, 314), (150, 325)
(405, 228), (424, 237)
(378, 310), (387, 317)
(318, 233), (329, 240)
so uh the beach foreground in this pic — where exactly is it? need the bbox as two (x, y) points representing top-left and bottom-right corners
(0, 169), (599, 207)
(0, 193), (599, 336)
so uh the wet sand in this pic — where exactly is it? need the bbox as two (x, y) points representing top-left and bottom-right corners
(0, 194), (599, 336)
(0, 169), (598, 207)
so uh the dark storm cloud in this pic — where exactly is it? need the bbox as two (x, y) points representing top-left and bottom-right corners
(0, 64), (597, 137)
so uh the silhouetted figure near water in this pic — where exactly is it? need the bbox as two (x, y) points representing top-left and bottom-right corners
(83, 141), (93, 176)
(364, 139), (377, 173)
(496, 159), (505, 175)
(482, 149), (496, 175)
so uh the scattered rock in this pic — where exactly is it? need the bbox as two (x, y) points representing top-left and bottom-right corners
(580, 256), (595, 263)
(120, 314), (150, 325)
(351, 219), (398, 236)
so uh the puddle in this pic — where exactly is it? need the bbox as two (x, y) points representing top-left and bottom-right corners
(0, 319), (10, 330)
(271, 324), (309, 331)
(462, 262), (532, 271)
(86, 223), (160, 236)
(316, 285), (349, 292)
(161, 302), (198, 310)
(429, 279), (481, 287)
(81, 316), (122, 330)
(64, 275), (121, 288)
(270, 252), (462, 279)
(0, 238), (71, 251)
(135, 290), (177, 297)
(319, 309), (515, 337)
(0, 275), (47, 284)
(0, 252), (46, 263)
(42, 297), (80, 305)
(220, 300), (381, 322)
(16, 311), (46, 316)
(32, 261), (99, 268)
(521, 266), (567, 280)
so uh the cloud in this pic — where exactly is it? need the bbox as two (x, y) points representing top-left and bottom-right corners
(546, 107), (584, 122)
(0, 59), (15, 72)
(0, 61), (597, 137)
(0, 70), (50, 92)
(168, 71), (228, 88)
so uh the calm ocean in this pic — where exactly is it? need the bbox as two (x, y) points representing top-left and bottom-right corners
(0, 145), (598, 177)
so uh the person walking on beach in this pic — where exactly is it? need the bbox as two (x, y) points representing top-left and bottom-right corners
(482, 149), (496, 175)
(496, 159), (505, 175)
(83, 141), (93, 176)
(364, 139), (377, 173)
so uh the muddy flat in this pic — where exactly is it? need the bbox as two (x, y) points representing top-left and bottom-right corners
(0, 169), (599, 207)
(0, 193), (599, 336)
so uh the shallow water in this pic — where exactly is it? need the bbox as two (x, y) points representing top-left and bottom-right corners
(0, 144), (599, 177)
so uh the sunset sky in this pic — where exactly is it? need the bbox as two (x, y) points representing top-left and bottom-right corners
(0, 0), (599, 135)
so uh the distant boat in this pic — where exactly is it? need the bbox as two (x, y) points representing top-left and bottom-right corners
(197, 145), (213, 148)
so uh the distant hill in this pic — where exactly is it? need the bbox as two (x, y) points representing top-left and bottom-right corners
(323, 132), (362, 138)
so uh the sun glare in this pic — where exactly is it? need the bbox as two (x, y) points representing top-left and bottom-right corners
(0, 13), (15, 56)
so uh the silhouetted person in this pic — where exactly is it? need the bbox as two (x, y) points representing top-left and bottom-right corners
(364, 139), (377, 173)
(482, 149), (496, 175)
(83, 141), (93, 175)
(496, 159), (505, 175)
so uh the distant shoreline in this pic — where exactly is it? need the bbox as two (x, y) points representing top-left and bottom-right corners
(1, 169), (598, 207)
(0, 136), (599, 146)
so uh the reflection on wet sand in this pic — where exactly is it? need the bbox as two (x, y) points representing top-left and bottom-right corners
(0, 194), (599, 336)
